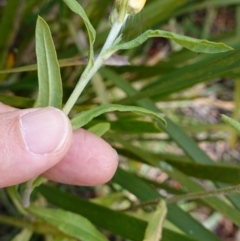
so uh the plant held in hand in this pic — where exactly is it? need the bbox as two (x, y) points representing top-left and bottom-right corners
(1, 1), (236, 241)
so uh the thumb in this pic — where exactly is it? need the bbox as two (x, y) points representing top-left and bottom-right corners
(0, 107), (72, 187)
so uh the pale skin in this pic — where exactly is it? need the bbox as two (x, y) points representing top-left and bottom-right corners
(0, 103), (118, 188)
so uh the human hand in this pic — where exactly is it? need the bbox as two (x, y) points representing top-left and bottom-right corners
(0, 103), (118, 188)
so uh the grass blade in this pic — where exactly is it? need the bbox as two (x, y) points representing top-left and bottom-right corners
(112, 168), (221, 241)
(164, 159), (240, 184)
(119, 48), (240, 104)
(101, 67), (240, 220)
(37, 185), (201, 241)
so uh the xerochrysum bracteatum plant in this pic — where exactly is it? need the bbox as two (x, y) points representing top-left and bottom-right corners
(61, 0), (232, 116)
(5, 1), (234, 240)
(13, 0), (233, 207)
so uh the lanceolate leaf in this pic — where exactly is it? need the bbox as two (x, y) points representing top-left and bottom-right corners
(221, 114), (240, 133)
(35, 17), (62, 108)
(63, 0), (96, 66)
(28, 206), (108, 241)
(143, 200), (167, 241)
(37, 185), (200, 241)
(109, 29), (233, 54)
(71, 104), (166, 130)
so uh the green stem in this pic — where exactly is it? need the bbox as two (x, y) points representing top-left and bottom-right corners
(62, 11), (128, 115)
(167, 183), (240, 204)
(7, 186), (28, 215)
(22, 179), (34, 208)
(62, 58), (102, 115)
(126, 184), (240, 210)
(100, 17), (127, 55)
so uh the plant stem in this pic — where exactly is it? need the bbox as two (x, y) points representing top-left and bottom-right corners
(100, 18), (127, 55)
(166, 183), (240, 204)
(62, 58), (102, 115)
(62, 15), (128, 115)
(22, 179), (34, 208)
(125, 184), (240, 210)
(7, 186), (28, 215)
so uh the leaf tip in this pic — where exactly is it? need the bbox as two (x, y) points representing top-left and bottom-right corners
(221, 114), (228, 121)
(37, 15), (44, 22)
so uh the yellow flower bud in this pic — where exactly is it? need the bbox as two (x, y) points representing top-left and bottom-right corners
(129, 0), (146, 13)
(116, 0), (146, 15)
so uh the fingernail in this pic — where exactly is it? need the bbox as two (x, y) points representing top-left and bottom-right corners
(20, 108), (68, 154)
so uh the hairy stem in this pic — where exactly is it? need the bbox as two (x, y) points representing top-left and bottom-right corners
(22, 179), (34, 208)
(62, 14), (128, 115)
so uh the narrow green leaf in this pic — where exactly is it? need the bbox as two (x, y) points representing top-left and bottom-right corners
(35, 16), (62, 108)
(37, 185), (201, 241)
(112, 169), (221, 241)
(161, 161), (240, 216)
(143, 200), (167, 241)
(63, 0), (96, 66)
(28, 206), (108, 241)
(110, 120), (160, 134)
(100, 65), (240, 209)
(91, 192), (124, 207)
(108, 133), (240, 230)
(87, 119), (161, 134)
(11, 229), (33, 241)
(109, 29), (233, 54)
(164, 159), (240, 184)
(0, 94), (34, 108)
(71, 104), (166, 130)
(88, 122), (111, 136)
(118, 48), (240, 105)
(221, 114), (240, 133)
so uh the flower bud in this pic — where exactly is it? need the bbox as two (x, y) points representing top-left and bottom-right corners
(116, 0), (146, 15)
